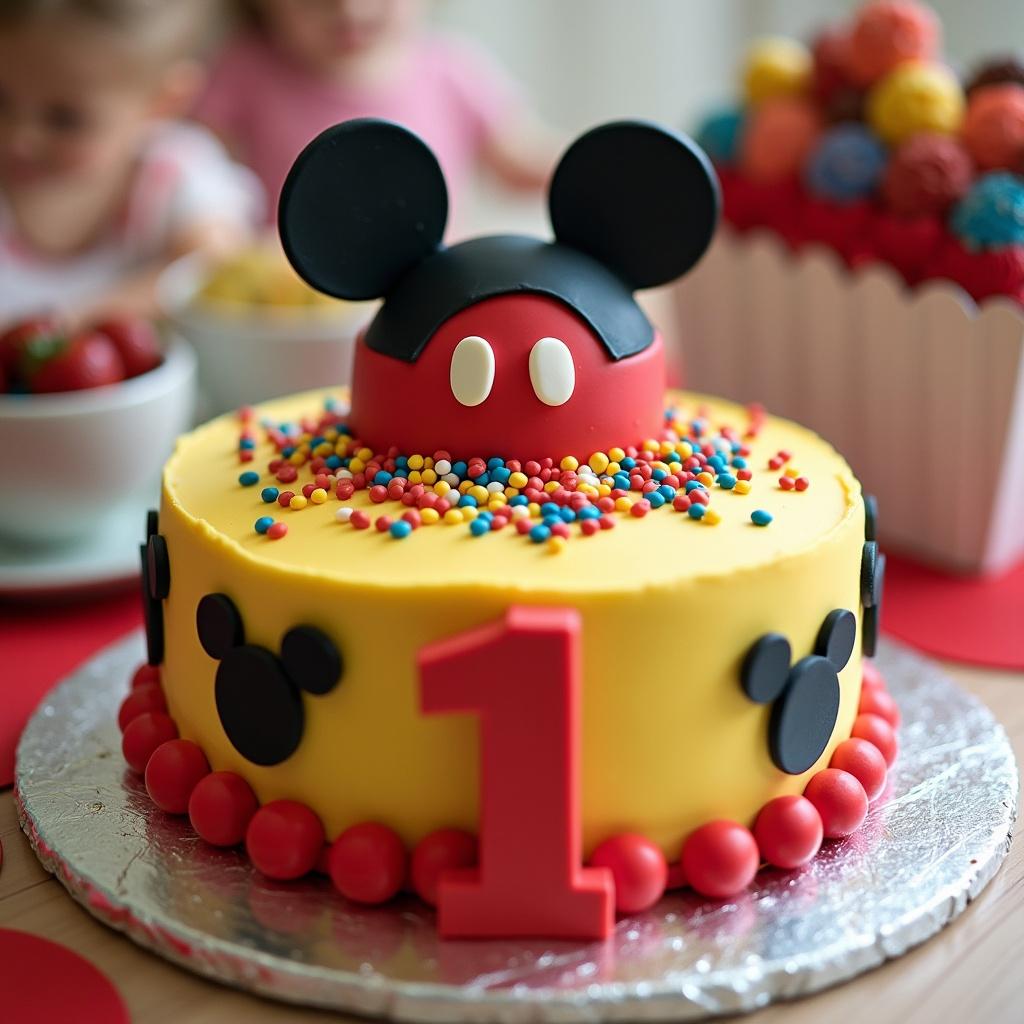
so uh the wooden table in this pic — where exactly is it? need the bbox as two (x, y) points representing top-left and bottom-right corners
(1, 660), (1020, 1023)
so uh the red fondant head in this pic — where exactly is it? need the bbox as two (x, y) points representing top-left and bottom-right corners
(349, 293), (665, 461)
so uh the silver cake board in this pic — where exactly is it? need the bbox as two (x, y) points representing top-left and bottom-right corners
(15, 633), (1018, 1022)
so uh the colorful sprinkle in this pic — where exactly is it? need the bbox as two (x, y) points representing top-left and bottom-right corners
(751, 509), (774, 526)
(266, 522), (288, 540)
(254, 516), (274, 534)
(225, 395), (800, 547)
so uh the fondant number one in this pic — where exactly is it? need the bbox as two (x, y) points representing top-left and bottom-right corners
(419, 605), (613, 939)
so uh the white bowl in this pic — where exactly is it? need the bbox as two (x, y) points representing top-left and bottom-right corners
(158, 253), (373, 415)
(0, 334), (197, 546)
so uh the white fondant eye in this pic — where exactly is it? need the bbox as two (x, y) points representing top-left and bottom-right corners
(450, 335), (495, 407)
(529, 337), (575, 407)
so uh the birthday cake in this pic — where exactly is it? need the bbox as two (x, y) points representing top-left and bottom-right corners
(123, 119), (894, 940)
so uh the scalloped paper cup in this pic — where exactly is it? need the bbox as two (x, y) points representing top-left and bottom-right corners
(674, 229), (1024, 576)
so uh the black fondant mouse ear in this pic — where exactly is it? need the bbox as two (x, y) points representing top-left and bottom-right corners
(549, 120), (720, 291)
(278, 118), (449, 301)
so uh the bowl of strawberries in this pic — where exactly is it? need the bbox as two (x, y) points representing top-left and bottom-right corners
(0, 316), (196, 545)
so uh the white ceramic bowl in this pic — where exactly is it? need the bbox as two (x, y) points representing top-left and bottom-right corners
(158, 253), (373, 415)
(0, 334), (197, 545)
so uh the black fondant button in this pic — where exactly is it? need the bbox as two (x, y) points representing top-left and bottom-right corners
(741, 633), (791, 704)
(862, 554), (886, 656)
(815, 609), (856, 671)
(281, 626), (342, 695)
(769, 655), (841, 775)
(864, 494), (878, 542)
(139, 544), (163, 666)
(197, 593), (244, 660)
(861, 542), (880, 608)
(146, 508), (159, 538)
(146, 534), (170, 601)
(215, 646), (304, 766)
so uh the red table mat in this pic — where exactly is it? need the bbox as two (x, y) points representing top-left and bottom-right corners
(881, 553), (1024, 671)
(0, 591), (141, 787)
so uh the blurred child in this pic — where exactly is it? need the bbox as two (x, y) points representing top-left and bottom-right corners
(196, 0), (556, 227)
(0, 0), (261, 326)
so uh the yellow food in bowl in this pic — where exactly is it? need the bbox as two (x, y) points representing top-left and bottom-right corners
(200, 248), (339, 309)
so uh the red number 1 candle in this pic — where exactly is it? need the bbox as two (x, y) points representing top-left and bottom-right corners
(419, 605), (614, 939)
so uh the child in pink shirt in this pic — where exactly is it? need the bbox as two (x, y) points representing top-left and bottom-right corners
(196, 0), (555, 225)
(0, 1), (261, 327)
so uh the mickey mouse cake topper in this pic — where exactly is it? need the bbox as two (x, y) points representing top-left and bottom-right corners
(280, 118), (720, 459)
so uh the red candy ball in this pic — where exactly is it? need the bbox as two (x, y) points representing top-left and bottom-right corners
(858, 686), (902, 728)
(830, 738), (888, 802)
(117, 682), (167, 732)
(145, 739), (210, 815)
(803, 768), (868, 838)
(188, 771), (259, 847)
(410, 828), (478, 906)
(753, 795), (824, 869)
(681, 820), (759, 899)
(861, 660), (887, 694)
(590, 833), (668, 913)
(130, 663), (161, 690)
(246, 800), (325, 880)
(328, 822), (407, 905)
(121, 711), (178, 773)
(851, 712), (899, 767)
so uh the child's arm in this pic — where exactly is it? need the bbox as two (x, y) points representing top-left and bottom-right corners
(67, 219), (250, 327)
(71, 122), (262, 327)
(440, 34), (560, 195)
(480, 109), (560, 193)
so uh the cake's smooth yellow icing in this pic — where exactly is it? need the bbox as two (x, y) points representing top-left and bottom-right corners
(160, 388), (864, 857)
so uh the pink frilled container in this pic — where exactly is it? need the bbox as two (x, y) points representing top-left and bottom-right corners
(674, 227), (1024, 576)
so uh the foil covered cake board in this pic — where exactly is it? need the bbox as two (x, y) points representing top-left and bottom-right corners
(15, 634), (1018, 1023)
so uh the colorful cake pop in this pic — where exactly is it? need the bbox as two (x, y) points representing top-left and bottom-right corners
(965, 55), (1024, 97)
(881, 133), (973, 216)
(742, 37), (812, 105)
(962, 84), (1024, 171)
(950, 172), (1024, 249)
(867, 62), (964, 145)
(696, 108), (744, 167)
(811, 27), (855, 104)
(845, 1), (940, 87)
(804, 124), (888, 203)
(740, 96), (822, 184)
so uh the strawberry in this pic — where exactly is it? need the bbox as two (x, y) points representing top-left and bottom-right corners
(30, 330), (126, 393)
(0, 316), (65, 383)
(94, 318), (163, 378)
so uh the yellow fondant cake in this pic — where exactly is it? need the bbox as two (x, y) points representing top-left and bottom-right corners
(159, 388), (865, 858)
